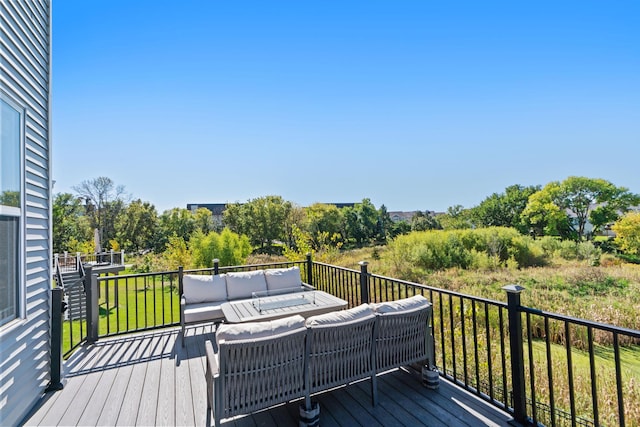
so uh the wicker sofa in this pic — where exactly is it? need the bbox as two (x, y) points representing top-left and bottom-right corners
(205, 295), (434, 427)
(180, 266), (309, 345)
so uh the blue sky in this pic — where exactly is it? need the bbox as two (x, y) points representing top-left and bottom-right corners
(52, 1), (640, 213)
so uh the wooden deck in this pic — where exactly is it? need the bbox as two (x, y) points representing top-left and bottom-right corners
(24, 326), (515, 427)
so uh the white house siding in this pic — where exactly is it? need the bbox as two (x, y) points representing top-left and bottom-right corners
(0, 1), (52, 425)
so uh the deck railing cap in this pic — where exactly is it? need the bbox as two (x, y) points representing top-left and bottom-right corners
(502, 284), (525, 293)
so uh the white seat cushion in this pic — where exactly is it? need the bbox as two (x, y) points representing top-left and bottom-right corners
(183, 274), (227, 304)
(184, 301), (225, 323)
(306, 303), (374, 327)
(225, 270), (268, 300)
(371, 295), (430, 314)
(264, 266), (303, 292)
(216, 315), (306, 345)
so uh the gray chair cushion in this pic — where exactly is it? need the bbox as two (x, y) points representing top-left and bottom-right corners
(184, 301), (225, 323)
(216, 314), (306, 345)
(225, 270), (268, 300)
(264, 266), (303, 292)
(183, 274), (227, 304)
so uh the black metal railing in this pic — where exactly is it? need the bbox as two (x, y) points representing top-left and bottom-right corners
(54, 256), (640, 426)
(310, 261), (640, 427)
(54, 250), (125, 273)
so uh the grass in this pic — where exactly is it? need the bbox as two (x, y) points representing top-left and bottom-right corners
(309, 247), (640, 426)
(62, 273), (180, 355)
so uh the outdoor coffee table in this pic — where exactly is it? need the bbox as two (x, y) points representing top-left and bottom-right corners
(221, 290), (348, 323)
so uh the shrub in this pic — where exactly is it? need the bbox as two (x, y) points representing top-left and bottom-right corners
(190, 229), (252, 267)
(386, 227), (546, 273)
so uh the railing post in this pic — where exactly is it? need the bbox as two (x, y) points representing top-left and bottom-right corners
(359, 261), (370, 304)
(306, 253), (313, 287)
(75, 252), (81, 271)
(85, 264), (99, 344)
(503, 284), (528, 425)
(213, 259), (219, 275)
(46, 287), (65, 391)
(110, 249), (114, 265)
(178, 266), (184, 297)
(121, 249), (125, 265)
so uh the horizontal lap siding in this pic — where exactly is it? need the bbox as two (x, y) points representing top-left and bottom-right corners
(0, 1), (51, 426)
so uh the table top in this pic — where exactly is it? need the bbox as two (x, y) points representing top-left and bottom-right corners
(221, 290), (348, 323)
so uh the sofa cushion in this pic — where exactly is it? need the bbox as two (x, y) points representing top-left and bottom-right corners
(184, 301), (225, 323)
(216, 315), (306, 345)
(306, 303), (374, 327)
(183, 274), (227, 304)
(264, 267), (303, 292)
(225, 270), (269, 300)
(371, 295), (430, 314)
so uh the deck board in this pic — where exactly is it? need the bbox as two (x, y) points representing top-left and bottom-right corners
(23, 326), (515, 427)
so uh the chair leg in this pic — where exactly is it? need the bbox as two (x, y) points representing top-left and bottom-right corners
(371, 374), (378, 406)
(181, 324), (186, 347)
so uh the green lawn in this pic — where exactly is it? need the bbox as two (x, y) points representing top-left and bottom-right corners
(62, 274), (180, 355)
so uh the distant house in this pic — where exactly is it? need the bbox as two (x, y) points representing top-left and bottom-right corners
(187, 203), (227, 228)
(0, 1), (53, 425)
(388, 211), (418, 223)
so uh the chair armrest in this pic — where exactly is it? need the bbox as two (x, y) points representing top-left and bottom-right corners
(205, 340), (218, 376)
(180, 295), (186, 325)
(205, 340), (218, 411)
(302, 282), (315, 291)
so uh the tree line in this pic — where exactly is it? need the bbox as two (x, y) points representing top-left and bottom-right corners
(53, 176), (640, 261)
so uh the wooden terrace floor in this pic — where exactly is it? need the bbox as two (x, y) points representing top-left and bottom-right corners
(24, 325), (515, 427)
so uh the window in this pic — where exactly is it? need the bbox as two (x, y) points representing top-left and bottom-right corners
(1, 97), (22, 327)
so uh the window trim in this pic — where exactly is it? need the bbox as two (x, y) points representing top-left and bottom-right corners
(1, 92), (26, 330)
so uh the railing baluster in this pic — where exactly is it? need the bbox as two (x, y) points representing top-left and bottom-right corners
(440, 293), (446, 376)
(461, 297), (468, 388)
(587, 326), (599, 427)
(526, 312), (537, 425)
(565, 322), (576, 427)
(486, 303), (494, 402)
(472, 300), (480, 396)
(499, 307), (508, 408)
(449, 294), (456, 380)
(613, 333), (625, 427)
(545, 316), (557, 427)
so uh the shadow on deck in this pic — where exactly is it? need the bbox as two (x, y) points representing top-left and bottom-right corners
(24, 326), (515, 427)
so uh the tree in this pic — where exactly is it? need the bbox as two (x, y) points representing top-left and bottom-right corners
(304, 203), (344, 249)
(193, 207), (215, 234)
(52, 193), (91, 253)
(190, 229), (252, 267)
(154, 208), (197, 251)
(376, 204), (394, 242)
(521, 186), (571, 238)
(438, 205), (472, 230)
(612, 212), (640, 255)
(116, 199), (158, 252)
(342, 198), (379, 246)
(223, 196), (293, 252)
(411, 211), (441, 232)
(523, 177), (640, 240)
(73, 177), (129, 249)
(470, 184), (540, 233)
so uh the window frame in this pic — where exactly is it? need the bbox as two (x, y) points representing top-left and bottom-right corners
(0, 92), (26, 330)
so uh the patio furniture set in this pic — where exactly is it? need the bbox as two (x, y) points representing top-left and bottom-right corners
(180, 267), (435, 427)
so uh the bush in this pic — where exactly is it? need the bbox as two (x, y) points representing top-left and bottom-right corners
(386, 227), (547, 273)
(190, 229), (252, 268)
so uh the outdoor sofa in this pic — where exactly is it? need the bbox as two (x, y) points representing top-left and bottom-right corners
(205, 295), (434, 427)
(180, 266), (310, 345)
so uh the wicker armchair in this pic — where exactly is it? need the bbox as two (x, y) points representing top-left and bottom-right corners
(205, 316), (308, 427)
(372, 295), (435, 373)
(304, 304), (378, 408)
